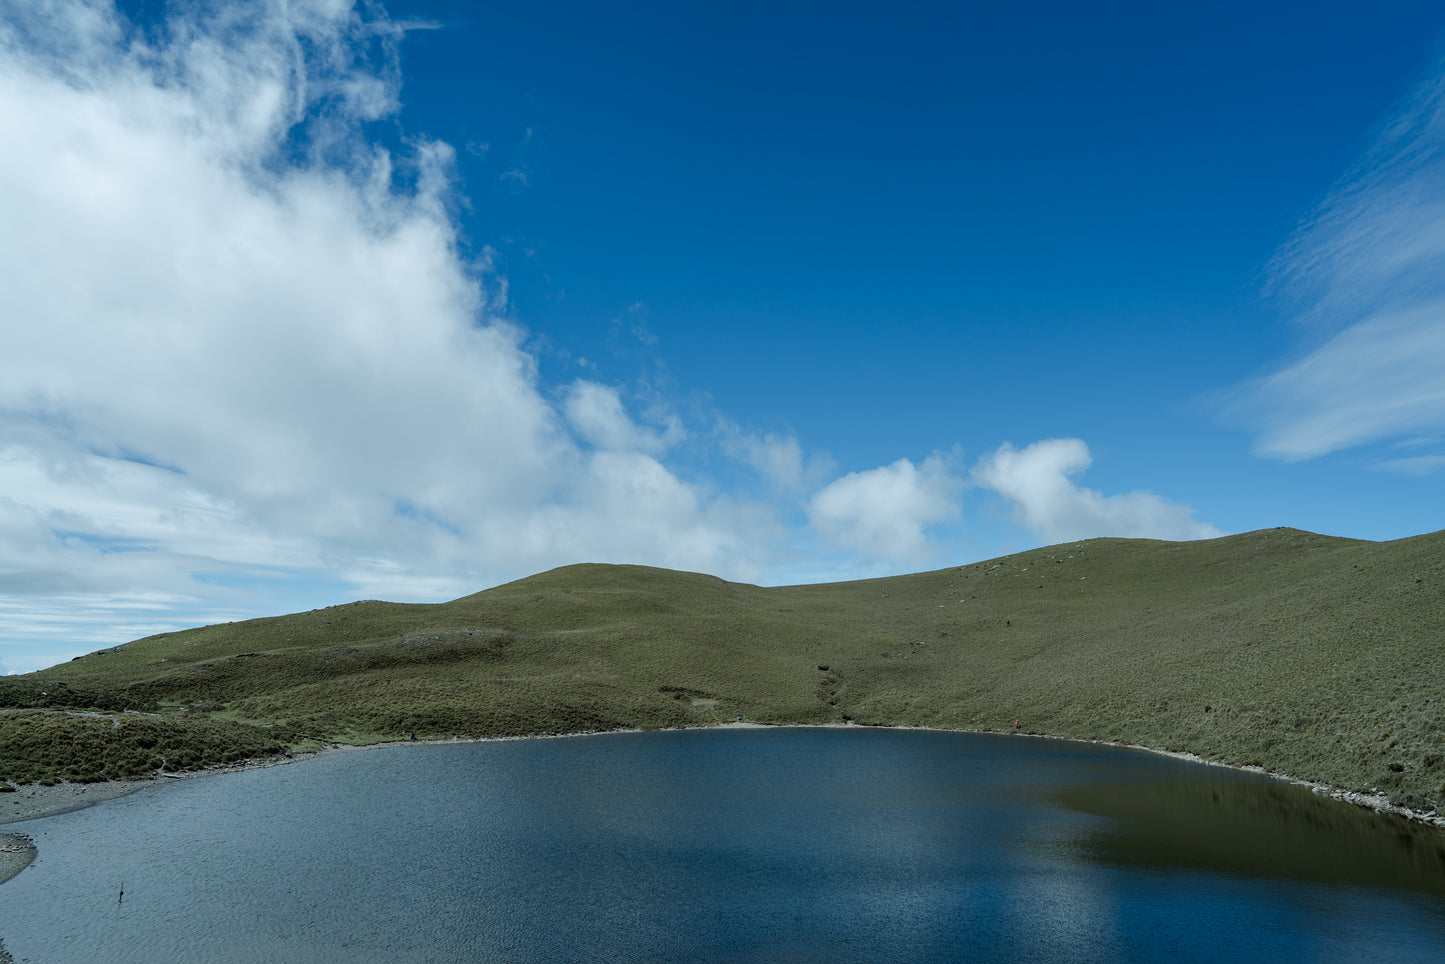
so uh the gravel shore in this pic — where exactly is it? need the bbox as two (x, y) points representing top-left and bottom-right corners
(0, 779), (150, 827)
(0, 781), (151, 888)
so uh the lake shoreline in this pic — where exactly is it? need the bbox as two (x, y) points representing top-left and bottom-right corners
(1, 720), (1439, 889)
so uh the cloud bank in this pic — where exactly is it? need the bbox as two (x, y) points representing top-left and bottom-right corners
(0, 0), (785, 667)
(1239, 66), (1445, 467)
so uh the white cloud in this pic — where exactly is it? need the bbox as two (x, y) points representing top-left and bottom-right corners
(720, 424), (835, 494)
(973, 439), (1222, 544)
(562, 380), (680, 454)
(549, 451), (773, 578)
(1237, 66), (1445, 463)
(1244, 306), (1445, 460)
(0, 0), (558, 545)
(807, 456), (961, 563)
(743, 433), (807, 491)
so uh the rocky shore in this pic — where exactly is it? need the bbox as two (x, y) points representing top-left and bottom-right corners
(0, 833), (35, 888)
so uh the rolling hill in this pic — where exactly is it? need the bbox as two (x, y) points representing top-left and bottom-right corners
(2, 527), (1442, 814)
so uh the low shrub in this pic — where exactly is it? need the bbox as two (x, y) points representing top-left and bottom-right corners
(0, 710), (285, 785)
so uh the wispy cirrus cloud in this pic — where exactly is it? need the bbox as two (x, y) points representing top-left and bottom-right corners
(1234, 65), (1445, 468)
(1375, 453), (1445, 477)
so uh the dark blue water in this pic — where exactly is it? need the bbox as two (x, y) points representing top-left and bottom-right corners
(2, 728), (1443, 962)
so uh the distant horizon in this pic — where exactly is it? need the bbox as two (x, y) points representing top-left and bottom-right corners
(3, 0), (1445, 674)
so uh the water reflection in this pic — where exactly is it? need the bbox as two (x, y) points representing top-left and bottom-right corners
(1055, 773), (1445, 894)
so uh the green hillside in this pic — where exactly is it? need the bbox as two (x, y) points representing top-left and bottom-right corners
(2, 527), (1442, 813)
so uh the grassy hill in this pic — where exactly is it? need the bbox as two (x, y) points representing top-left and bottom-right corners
(2, 527), (1442, 813)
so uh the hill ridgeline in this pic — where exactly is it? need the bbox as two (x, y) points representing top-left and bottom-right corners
(2, 527), (1442, 815)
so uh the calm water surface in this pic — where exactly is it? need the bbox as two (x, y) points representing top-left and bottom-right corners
(2, 728), (1443, 962)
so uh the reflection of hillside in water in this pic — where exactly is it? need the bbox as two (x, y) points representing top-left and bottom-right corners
(1055, 775), (1445, 895)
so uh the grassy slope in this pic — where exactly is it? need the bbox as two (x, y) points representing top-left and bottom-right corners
(3, 527), (1442, 811)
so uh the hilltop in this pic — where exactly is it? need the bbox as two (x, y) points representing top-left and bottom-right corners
(2, 527), (1442, 813)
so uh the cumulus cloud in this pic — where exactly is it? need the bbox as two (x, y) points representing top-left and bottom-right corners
(807, 457), (961, 563)
(1, 0), (544, 548)
(0, 0), (775, 670)
(973, 439), (1222, 544)
(1235, 65), (1445, 468)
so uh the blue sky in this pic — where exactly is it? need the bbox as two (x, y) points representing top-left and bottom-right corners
(2, 0), (1444, 673)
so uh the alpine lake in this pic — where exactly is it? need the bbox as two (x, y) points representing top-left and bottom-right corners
(2, 727), (1442, 962)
